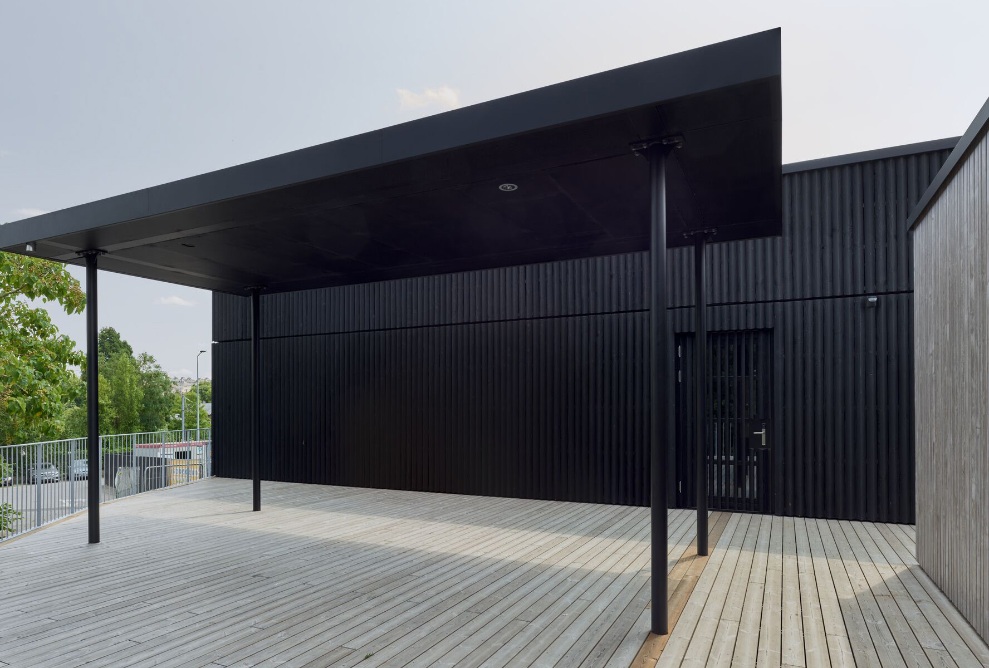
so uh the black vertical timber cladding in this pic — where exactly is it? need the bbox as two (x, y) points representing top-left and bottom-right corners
(215, 310), (649, 504)
(213, 147), (951, 523)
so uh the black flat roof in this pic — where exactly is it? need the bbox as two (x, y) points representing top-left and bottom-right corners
(0, 29), (782, 294)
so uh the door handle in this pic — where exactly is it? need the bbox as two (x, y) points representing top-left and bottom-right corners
(753, 428), (767, 447)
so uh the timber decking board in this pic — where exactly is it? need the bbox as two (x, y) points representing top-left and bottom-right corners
(651, 514), (989, 668)
(0, 478), (680, 668)
(2, 479), (987, 667)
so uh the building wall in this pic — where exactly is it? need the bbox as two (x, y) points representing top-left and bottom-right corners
(213, 144), (950, 523)
(914, 130), (989, 641)
(213, 260), (653, 506)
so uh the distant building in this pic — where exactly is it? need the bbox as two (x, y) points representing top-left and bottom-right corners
(171, 377), (210, 394)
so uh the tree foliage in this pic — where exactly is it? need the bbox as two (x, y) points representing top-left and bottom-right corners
(60, 329), (180, 436)
(0, 252), (86, 445)
(1, 256), (196, 444)
(98, 327), (134, 364)
(103, 350), (143, 433)
(0, 502), (21, 534)
(196, 379), (212, 403)
(60, 373), (116, 438)
(137, 353), (174, 432)
(167, 386), (211, 432)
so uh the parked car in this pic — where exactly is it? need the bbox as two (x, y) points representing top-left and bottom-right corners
(28, 462), (60, 483)
(70, 460), (88, 480)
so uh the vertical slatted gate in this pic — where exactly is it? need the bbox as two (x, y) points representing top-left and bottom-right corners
(675, 330), (773, 513)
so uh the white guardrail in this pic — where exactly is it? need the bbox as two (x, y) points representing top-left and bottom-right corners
(0, 429), (211, 542)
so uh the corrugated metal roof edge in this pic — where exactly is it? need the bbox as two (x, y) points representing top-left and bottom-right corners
(908, 96), (989, 232)
(784, 137), (959, 175)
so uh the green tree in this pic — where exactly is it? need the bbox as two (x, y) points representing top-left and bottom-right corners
(60, 373), (116, 438)
(98, 327), (133, 363)
(189, 384), (212, 431)
(0, 459), (17, 533)
(91, 327), (178, 434)
(103, 351), (142, 433)
(137, 353), (174, 431)
(0, 252), (85, 445)
(166, 389), (211, 432)
(0, 501), (21, 535)
(64, 329), (183, 437)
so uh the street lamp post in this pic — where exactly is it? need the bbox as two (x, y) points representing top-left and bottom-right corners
(196, 350), (206, 440)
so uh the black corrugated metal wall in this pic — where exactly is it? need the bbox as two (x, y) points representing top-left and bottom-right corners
(213, 145), (951, 523)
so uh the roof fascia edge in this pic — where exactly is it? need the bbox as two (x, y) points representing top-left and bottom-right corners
(908, 95), (989, 232)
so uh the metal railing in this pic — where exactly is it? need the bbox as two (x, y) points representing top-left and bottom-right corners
(0, 428), (211, 542)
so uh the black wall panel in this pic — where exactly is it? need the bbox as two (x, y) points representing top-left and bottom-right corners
(214, 314), (650, 505)
(211, 340), (250, 480)
(213, 145), (950, 523)
(214, 253), (649, 343)
(669, 294), (914, 523)
(668, 149), (951, 307)
(776, 295), (915, 523)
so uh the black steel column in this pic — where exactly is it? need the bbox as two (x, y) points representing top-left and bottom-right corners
(649, 147), (670, 636)
(694, 237), (709, 556)
(250, 288), (261, 512)
(83, 251), (101, 544)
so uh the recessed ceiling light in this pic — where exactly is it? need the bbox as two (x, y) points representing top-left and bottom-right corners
(25, 242), (35, 252)
(499, 183), (518, 192)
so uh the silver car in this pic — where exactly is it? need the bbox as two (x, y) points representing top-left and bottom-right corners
(28, 462), (60, 483)
(70, 460), (88, 480)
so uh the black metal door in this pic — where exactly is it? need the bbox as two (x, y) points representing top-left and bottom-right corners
(675, 330), (773, 513)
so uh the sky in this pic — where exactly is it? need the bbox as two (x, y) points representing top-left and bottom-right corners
(1, 1), (987, 378)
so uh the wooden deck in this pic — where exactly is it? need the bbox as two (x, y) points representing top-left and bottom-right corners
(647, 513), (989, 668)
(1, 480), (986, 667)
(0, 479), (678, 667)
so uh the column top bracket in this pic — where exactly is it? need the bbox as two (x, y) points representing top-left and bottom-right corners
(630, 135), (684, 157)
(683, 228), (717, 242)
(77, 249), (107, 258)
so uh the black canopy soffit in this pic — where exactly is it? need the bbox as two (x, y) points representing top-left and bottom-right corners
(0, 30), (782, 294)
